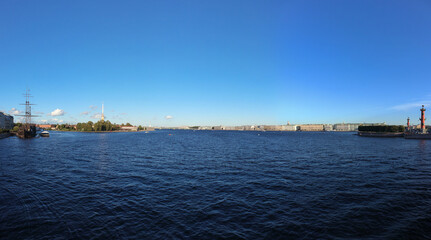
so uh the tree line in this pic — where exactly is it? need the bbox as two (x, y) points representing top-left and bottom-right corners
(358, 125), (405, 133)
(76, 120), (121, 131)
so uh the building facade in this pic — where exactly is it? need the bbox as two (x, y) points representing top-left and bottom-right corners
(333, 123), (386, 131)
(281, 125), (298, 131)
(120, 126), (138, 131)
(323, 124), (333, 131)
(298, 124), (324, 131)
(37, 124), (55, 129)
(333, 123), (359, 131)
(0, 112), (14, 130)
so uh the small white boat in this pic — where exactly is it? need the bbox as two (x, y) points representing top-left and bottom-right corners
(40, 131), (50, 137)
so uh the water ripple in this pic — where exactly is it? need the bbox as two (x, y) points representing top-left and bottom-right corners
(1, 130), (431, 239)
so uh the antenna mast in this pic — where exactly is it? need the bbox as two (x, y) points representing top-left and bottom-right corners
(18, 89), (39, 126)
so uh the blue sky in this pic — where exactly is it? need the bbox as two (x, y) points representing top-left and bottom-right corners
(1, 0), (430, 126)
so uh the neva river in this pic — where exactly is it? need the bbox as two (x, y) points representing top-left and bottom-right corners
(1, 130), (430, 239)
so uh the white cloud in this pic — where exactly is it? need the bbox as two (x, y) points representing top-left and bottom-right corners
(9, 108), (21, 115)
(35, 111), (44, 114)
(81, 111), (89, 115)
(58, 119), (64, 123)
(91, 113), (102, 119)
(165, 115), (173, 120)
(40, 119), (48, 123)
(48, 108), (65, 116)
(390, 102), (430, 111)
(90, 105), (98, 110)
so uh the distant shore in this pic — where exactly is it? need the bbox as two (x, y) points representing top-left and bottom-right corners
(0, 132), (13, 139)
(49, 129), (155, 133)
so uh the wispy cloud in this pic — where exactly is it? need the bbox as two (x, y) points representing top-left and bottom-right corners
(389, 101), (430, 111)
(81, 111), (89, 115)
(9, 108), (21, 115)
(91, 113), (102, 119)
(90, 105), (98, 110)
(35, 111), (44, 114)
(50, 118), (63, 123)
(48, 108), (65, 116)
(165, 115), (173, 120)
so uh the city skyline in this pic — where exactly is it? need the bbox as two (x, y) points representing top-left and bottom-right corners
(1, 0), (431, 126)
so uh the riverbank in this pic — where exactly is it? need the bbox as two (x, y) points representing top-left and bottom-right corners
(358, 132), (404, 137)
(0, 132), (13, 139)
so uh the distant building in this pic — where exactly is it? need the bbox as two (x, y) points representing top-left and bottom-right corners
(298, 124), (324, 131)
(333, 123), (359, 131)
(0, 112), (14, 130)
(263, 125), (280, 131)
(323, 124), (333, 131)
(333, 123), (385, 131)
(37, 124), (52, 129)
(281, 125), (298, 131)
(242, 125), (254, 131)
(120, 126), (138, 131)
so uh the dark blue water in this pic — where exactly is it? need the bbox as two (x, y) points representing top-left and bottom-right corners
(1, 130), (431, 239)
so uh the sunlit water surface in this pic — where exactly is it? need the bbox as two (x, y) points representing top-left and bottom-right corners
(1, 130), (431, 239)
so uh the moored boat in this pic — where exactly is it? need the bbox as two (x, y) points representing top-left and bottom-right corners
(40, 131), (50, 137)
(17, 125), (37, 139)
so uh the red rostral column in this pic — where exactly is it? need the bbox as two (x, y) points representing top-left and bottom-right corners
(420, 105), (426, 130)
(407, 117), (410, 128)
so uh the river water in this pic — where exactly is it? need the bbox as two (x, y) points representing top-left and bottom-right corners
(1, 130), (430, 239)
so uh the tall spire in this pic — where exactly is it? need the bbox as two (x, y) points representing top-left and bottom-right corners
(101, 103), (105, 121)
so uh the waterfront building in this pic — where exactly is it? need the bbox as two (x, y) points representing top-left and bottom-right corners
(323, 124), (333, 131)
(120, 126), (138, 131)
(333, 123), (385, 131)
(37, 124), (52, 129)
(263, 125), (282, 131)
(0, 112), (14, 130)
(333, 123), (358, 131)
(298, 124), (324, 131)
(281, 125), (298, 131)
(242, 125), (253, 131)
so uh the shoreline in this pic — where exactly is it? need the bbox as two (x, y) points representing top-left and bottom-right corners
(0, 132), (13, 139)
(49, 130), (155, 133)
